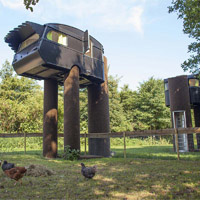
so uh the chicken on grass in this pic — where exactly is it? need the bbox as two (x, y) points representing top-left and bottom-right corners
(1, 160), (15, 171)
(0, 160), (27, 185)
(4, 167), (27, 185)
(81, 163), (97, 179)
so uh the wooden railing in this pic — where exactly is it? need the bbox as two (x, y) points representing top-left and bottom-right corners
(1, 127), (200, 160)
(1, 127), (200, 138)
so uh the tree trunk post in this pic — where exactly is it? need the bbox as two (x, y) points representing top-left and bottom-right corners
(43, 79), (58, 158)
(88, 56), (110, 157)
(64, 66), (80, 151)
(193, 105), (200, 150)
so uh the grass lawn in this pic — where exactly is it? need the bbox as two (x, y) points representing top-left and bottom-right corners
(0, 150), (200, 199)
(0, 138), (200, 199)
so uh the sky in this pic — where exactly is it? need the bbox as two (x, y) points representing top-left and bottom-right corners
(0, 0), (192, 90)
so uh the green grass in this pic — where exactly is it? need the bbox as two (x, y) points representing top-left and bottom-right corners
(0, 153), (200, 199)
(0, 137), (200, 199)
(112, 145), (200, 161)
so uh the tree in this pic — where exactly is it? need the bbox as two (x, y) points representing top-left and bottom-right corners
(119, 84), (137, 128)
(24, 0), (39, 11)
(79, 88), (88, 133)
(0, 61), (43, 133)
(120, 77), (171, 131)
(168, 0), (200, 74)
(57, 85), (64, 133)
(108, 75), (132, 132)
(0, 60), (14, 80)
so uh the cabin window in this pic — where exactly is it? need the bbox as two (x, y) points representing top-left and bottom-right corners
(18, 33), (39, 51)
(47, 31), (67, 46)
(189, 79), (199, 87)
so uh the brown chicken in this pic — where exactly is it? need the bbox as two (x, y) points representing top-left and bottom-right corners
(4, 166), (27, 185)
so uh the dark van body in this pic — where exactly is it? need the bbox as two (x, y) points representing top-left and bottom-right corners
(5, 21), (105, 87)
(164, 75), (200, 108)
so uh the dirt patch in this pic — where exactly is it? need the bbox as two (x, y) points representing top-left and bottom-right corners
(25, 164), (55, 177)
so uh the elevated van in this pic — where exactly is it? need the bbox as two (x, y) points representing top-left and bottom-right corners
(5, 21), (105, 87)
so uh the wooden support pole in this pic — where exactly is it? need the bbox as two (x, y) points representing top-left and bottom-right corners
(88, 56), (110, 157)
(84, 133), (87, 155)
(175, 128), (180, 160)
(64, 66), (80, 151)
(194, 106), (200, 149)
(24, 132), (26, 154)
(123, 132), (126, 159)
(43, 79), (58, 158)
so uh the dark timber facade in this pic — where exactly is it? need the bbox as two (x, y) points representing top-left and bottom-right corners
(164, 75), (200, 152)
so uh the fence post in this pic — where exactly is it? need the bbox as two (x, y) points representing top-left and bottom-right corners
(24, 132), (26, 154)
(175, 128), (180, 160)
(123, 132), (126, 159)
(84, 133), (87, 155)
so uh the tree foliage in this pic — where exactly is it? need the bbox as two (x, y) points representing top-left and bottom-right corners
(120, 77), (171, 131)
(0, 61), (171, 134)
(168, 0), (200, 74)
(79, 88), (88, 133)
(24, 0), (39, 12)
(108, 76), (132, 132)
(0, 61), (43, 133)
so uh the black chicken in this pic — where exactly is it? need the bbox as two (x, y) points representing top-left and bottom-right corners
(81, 163), (97, 179)
(1, 160), (15, 171)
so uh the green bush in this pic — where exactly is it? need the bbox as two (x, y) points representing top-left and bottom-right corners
(61, 145), (80, 161)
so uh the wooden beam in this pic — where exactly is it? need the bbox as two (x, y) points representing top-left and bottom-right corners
(175, 128), (180, 160)
(1, 127), (200, 138)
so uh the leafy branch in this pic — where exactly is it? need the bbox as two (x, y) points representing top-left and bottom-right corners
(24, 0), (39, 12)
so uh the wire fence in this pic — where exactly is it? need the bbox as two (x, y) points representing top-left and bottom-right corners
(1, 127), (200, 160)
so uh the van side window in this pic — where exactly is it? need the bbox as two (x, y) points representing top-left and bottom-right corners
(189, 79), (199, 87)
(47, 31), (67, 46)
(164, 82), (168, 91)
(18, 33), (39, 52)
